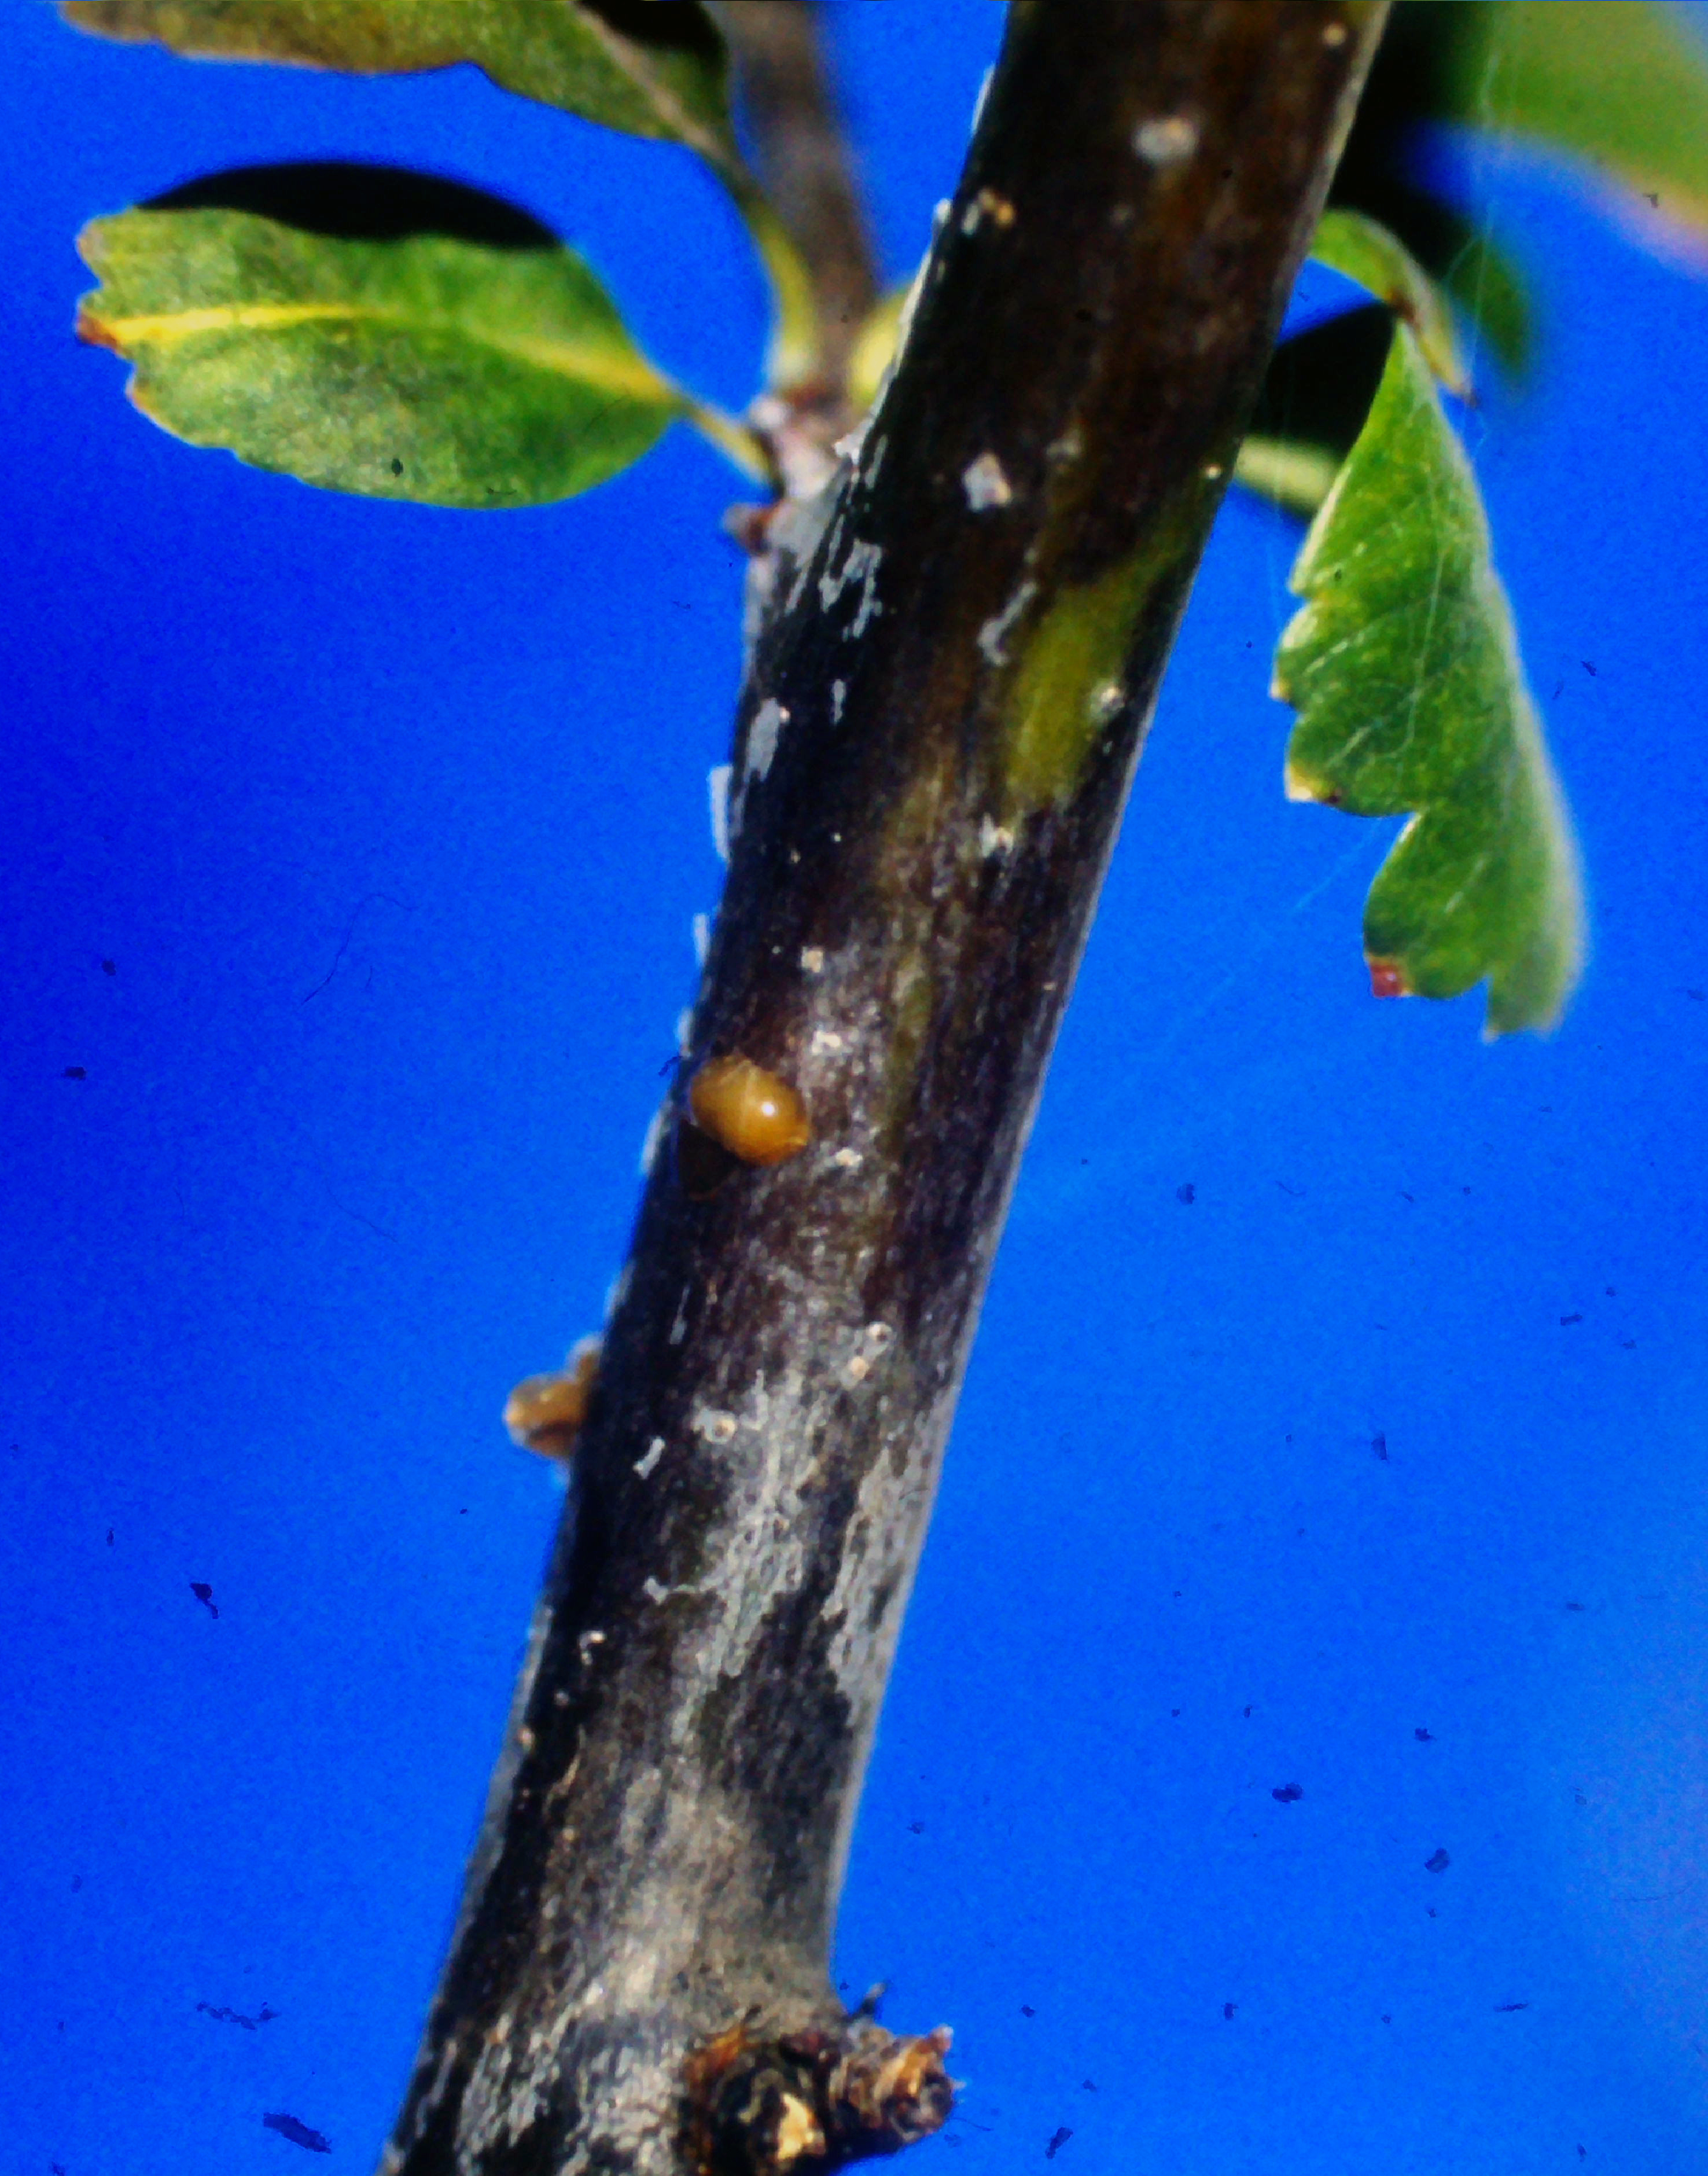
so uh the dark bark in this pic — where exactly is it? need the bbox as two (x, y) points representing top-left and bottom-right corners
(380, 6), (1387, 2174)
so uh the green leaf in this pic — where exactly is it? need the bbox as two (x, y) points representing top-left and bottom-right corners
(1309, 208), (1468, 399)
(1440, 0), (1708, 244)
(61, 0), (739, 165)
(1237, 304), (1395, 518)
(76, 175), (683, 508)
(1272, 324), (1584, 1038)
(1328, 5), (1535, 376)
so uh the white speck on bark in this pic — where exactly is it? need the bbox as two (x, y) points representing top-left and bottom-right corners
(745, 697), (788, 784)
(833, 1147), (863, 1170)
(638, 1104), (666, 1178)
(831, 679), (846, 722)
(708, 764), (732, 862)
(693, 1407), (738, 1444)
(962, 451), (1013, 510)
(811, 1028), (845, 1054)
(635, 1438), (665, 1480)
(979, 814), (1016, 857)
(691, 911), (711, 966)
(820, 538), (884, 638)
(1133, 113), (1199, 167)
(978, 578), (1037, 665)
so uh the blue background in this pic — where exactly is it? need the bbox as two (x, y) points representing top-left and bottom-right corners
(6, 5), (1708, 2171)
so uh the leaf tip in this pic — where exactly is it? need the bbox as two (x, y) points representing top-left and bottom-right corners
(1367, 958), (1410, 1000)
(73, 303), (122, 354)
(1283, 757), (1338, 806)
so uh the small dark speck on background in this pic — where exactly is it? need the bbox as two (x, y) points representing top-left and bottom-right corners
(1565, 1601), (1586, 1612)
(1424, 1848), (1451, 1873)
(1560, 1313), (1584, 1326)
(1044, 2127), (1072, 2160)
(62, 1066), (86, 1080)
(1687, 988), (1705, 1001)
(1170, 1707), (1181, 1717)
(1176, 1182), (1194, 1204)
(1415, 1727), (1434, 1742)
(1223, 2002), (1236, 2020)
(1380, 2014), (1391, 2024)
(263, 2112), (332, 2153)
(190, 1581), (218, 1618)
(1080, 2080), (1097, 2092)
(1020, 2005), (1036, 2018)
(1372, 1433), (1389, 1460)
(1494, 2001), (1530, 2012)
(1272, 1782), (1303, 1803)
(101, 958), (116, 975)
(908, 1821), (925, 1834)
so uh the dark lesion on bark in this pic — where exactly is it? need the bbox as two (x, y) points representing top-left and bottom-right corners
(381, 6), (1387, 2174)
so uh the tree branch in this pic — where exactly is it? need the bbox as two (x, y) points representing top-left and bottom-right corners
(381, 6), (1387, 2173)
(715, 1), (879, 394)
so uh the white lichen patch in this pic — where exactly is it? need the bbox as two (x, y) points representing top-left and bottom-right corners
(745, 696), (788, 784)
(819, 538), (884, 639)
(978, 579), (1037, 666)
(634, 1436), (665, 1479)
(692, 911), (711, 966)
(833, 1146), (864, 1170)
(1092, 681), (1125, 722)
(801, 945), (826, 975)
(831, 679), (846, 723)
(1133, 113), (1199, 167)
(642, 1576), (672, 1605)
(708, 763), (732, 862)
(693, 1406), (738, 1444)
(864, 1322), (895, 1352)
(811, 1027), (845, 1054)
(980, 814), (1015, 858)
(842, 1353), (871, 1386)
(962, 451), (1014, 511)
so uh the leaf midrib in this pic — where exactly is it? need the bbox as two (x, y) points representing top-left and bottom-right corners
(89, 299), (676, 405)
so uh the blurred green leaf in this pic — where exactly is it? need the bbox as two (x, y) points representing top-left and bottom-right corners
(1236, 304), (1394, 518)
(62, 0), (738, 164)
(1440, 0), (1708, 242)
(1309, 207), (1468, 398)
(1330, 4), (1534, 374)
(1237, 216), (1468, 520)
(1273, 324), (1584, 1038)
(77, 177), (683, 507)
